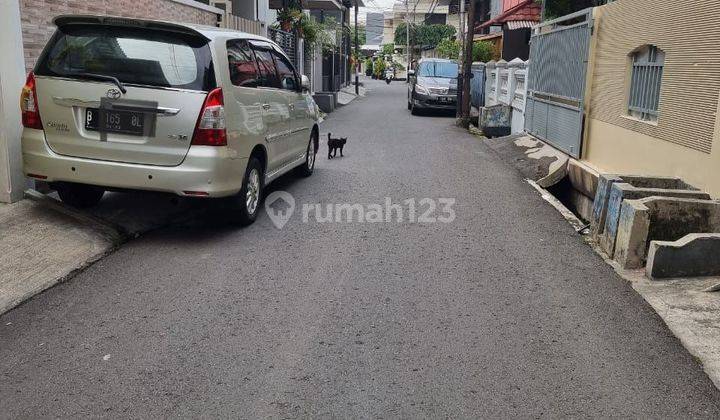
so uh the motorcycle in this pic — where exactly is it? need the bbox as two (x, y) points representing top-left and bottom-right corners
(384, 69), (394, 84)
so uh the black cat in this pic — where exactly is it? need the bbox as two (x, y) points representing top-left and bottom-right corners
(327, 133), (347, 159)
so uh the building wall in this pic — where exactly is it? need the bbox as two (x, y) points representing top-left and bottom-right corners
(230, 0), (254, 19)
(256, 0), (276, 27)
(583, 0), (720, 197)
(19, 0), (220, 72)
(586, 0), (720, 154)
(365, 12), (384, 45)
(382, 14), (395, 45)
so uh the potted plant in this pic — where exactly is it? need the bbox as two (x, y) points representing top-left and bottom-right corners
(277, 4), (302, 32)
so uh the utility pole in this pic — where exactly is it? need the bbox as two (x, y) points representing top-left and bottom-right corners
(457, 0), (476, 127)
(405, 0), (410, 79)
(355, 1), (359, 94)
(459, 0), (465, 56)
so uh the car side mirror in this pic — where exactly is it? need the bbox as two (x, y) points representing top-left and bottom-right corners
(301, 75), (310, 92)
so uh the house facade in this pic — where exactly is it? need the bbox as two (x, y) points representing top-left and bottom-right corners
(581, 0), (720, 197)
(383, 0), (452, 46)
(474, 0), (540, 61)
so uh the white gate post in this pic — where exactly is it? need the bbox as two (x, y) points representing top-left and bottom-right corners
(485, 60), (496, 106)
(0, 0), (26, 203)
(507, 58), (524, 105)
(496, 59), (508, 105)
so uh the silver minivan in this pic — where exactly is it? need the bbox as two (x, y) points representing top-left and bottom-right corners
(407, 58), (459, 115)
(21, 15), (320, 225)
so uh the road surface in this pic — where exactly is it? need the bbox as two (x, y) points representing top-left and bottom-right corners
(2, 78), (720, 418)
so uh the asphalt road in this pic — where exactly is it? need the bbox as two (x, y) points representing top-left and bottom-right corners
(2, 78), (720, 418)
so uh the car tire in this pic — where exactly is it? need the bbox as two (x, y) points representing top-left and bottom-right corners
(410, 98), (419, 115)
(56, 183), (104, 208)
(297, 131), (317, 178)
(230, 157), (263, 226)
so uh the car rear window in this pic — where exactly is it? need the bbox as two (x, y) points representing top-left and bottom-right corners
(35, 25), (215, 91)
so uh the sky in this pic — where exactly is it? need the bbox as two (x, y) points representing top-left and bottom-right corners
(354, 0), (398, 23)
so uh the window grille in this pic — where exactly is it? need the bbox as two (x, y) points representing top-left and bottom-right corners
(628, 45), (664, 122)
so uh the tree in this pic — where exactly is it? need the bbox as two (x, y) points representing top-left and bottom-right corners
(435, 39), (460, 60)
(417, 24), (456, 47)
(394, 23), (456, 49)
(394, 22), (412, 45)
(350, 24), (366, 49)
(472, 41), (494, 62)
(542, 0), (602, 20)
(381, 43), (395, 56)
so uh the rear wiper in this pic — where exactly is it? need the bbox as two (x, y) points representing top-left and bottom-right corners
(64, 72), (127, 94)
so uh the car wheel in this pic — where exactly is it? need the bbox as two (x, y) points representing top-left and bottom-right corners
(297, 131), (317, 177)
(56, 183), (104, 208)
(231, 157), (263, 226)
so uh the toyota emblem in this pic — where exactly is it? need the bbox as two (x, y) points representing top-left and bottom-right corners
(106, 88), (122, 99)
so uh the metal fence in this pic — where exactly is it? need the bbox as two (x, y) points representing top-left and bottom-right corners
(268, 27), (298, 68)
(525, 8), (594, 158)
(470, 63), (486, 109)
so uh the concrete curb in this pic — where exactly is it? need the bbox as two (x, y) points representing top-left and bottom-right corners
(0, 192), (128, 316)
(0, 240), (120, 316)
(527, 180), (589, 234)
(24, 189), (128, 241)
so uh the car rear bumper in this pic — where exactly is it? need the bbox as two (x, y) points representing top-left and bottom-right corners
(22, 128), (247, 198)
(412, 92), (457, 110)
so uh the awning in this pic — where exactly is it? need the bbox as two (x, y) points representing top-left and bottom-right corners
(506, 20), (536, 30)
(475, 0), (540, 32)
(474, 32), (502, 42)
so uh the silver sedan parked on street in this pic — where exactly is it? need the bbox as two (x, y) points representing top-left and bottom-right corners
(21, 15), (320, 225)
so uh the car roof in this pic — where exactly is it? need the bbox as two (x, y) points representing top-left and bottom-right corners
(418, 58), (458, 63)
(52, 15), (274, 44)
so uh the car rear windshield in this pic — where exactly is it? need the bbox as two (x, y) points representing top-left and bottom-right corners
(35, 25), (215, 91)
(417, 61), (459, 78)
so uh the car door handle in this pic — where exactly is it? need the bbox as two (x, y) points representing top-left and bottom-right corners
(262, 103), (271, 110)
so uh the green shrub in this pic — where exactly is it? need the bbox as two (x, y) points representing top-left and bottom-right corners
(436, 39), (460, 60)
(472, 41), (494, 63)
(374, 60), (386, 78)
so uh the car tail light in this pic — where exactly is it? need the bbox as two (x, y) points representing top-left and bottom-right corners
(191, 87), (226, 146)
(183, 191), (210, 197)
(20, 72), (43, 130)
